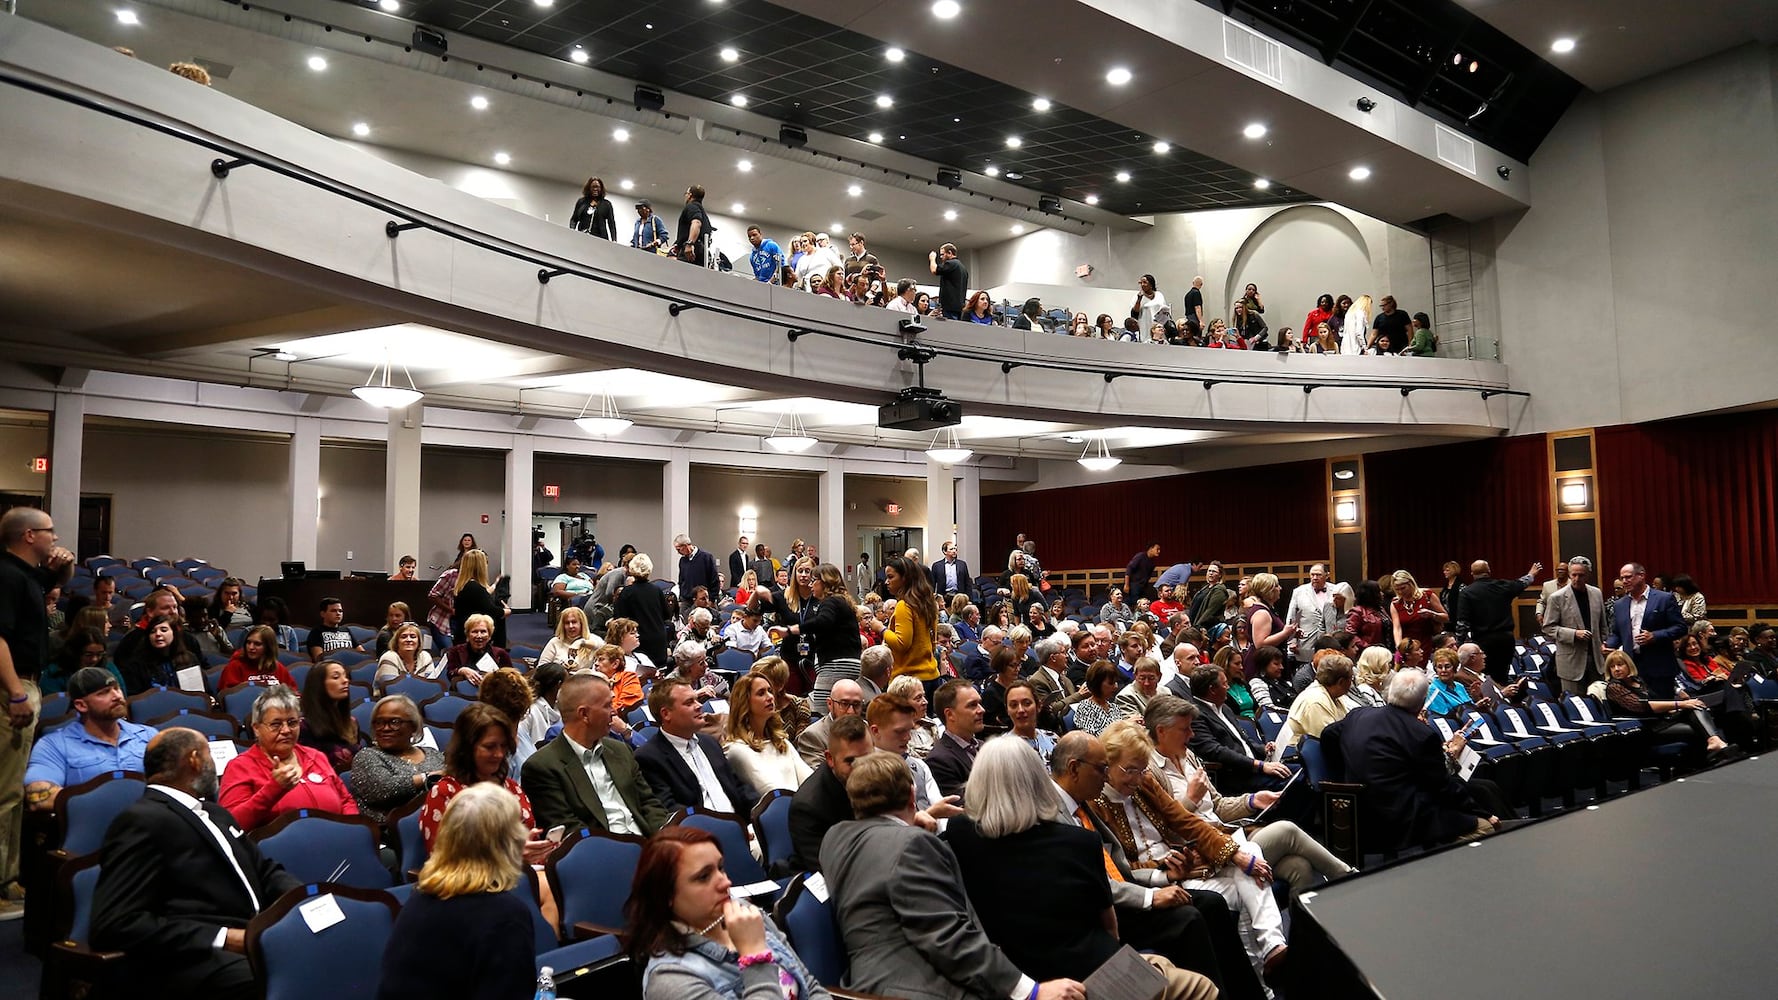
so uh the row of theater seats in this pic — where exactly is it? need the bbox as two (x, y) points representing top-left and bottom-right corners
(67, 555), (248, 606)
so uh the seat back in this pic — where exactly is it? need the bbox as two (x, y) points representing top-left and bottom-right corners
(1297, 735), (1331, 787)
(37, 692), (72, 729)
(384, 674), (447, 703)
(671, 807), (769, 885)
(220, 683), (267, 724)
(751, 790), (794, 871)
(386, 796), (428, 880)
(249, 810), (393, 889)
(772, 873), (845, 987)
(146, 708), (241, 742)
(63, 854), (104, 945)
(423, 694), (475, 726)
(716, 648), (755, 673)
(546, 827), (646, 938)
(247, 884), (399, 1000)
(126, 687), (209, 724)
(56, 772), (146, 858)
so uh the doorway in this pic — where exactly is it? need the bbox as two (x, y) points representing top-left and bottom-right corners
(860, 526), (923, 584)
(539, 513), (599, 569)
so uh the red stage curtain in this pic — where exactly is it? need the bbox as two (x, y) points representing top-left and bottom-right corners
(1597, 410), (1778, 604)
(1364, 436), (1550, 588)
(979, 461), (1327, 571)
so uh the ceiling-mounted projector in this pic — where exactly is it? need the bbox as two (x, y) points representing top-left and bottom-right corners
(878, 386), (962, 431)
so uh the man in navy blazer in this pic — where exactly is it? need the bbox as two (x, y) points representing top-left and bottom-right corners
(633, 679), (756, 814)
(1604, 562), (1687, 697)
(927, 541), (975, 604)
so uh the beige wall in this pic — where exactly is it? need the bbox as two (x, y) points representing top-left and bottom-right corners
(531, 455), (664, 570)
(318, 441), (387, 573)
(418, 446), (506, 575)
(0, 418), (49, 494)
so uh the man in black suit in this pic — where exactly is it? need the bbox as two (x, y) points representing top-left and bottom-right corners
(92, 728), (300, 1000)
(521, 674), (667, 837)
(727, 536), (750, 591)
(674, 533), (723, 598)
(924, 680), (984, 799)
(787, 714), (872, 871)
(927, 541), (975, 604)
(634, 680), (755, 814)
(1321, 670), (1500, 850)
(1186, 666), (1291, 793)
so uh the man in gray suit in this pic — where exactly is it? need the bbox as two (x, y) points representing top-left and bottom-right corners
(520, 674), (668, 836)
(794, 679), (866, 768)
(1541, 557), (1607, 695)
(821, 752), (1085, 1000)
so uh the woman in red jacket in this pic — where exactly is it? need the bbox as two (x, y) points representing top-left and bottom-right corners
(217, 625), (297, 689)
(1302, 293), (1334, 349)
(219, 685), (357, 830)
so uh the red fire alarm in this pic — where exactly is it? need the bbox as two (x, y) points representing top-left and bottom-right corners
(543, 484), (560, 499)
(480, 514), (490, 524)
(31, 456), (48, 473)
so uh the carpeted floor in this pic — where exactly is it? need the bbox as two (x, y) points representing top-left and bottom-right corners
(1, 918), (41, 997)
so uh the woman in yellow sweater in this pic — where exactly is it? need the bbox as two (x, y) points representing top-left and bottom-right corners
(882, 554), (941, 698)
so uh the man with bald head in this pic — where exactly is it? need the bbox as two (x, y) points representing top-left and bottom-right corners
(796, 678), (866, 768)
(1164, 643), (1203, 700)
(93, 727), (300, 999)
(1456, 559), (1543, 682)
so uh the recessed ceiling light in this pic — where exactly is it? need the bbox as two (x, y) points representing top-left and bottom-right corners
(730, 94), (749, 108)
(931, 0), (961, 19)
(1349, 166), (1371, 181)
(1105, 66), (1132, 86)
(612, 127), (630, 142)
(1115, 170), (1131, 183)
(533, 0), (553, 7)
(720, 47), (739, 62)
(1004, 171), (1023, 179)
(1032, 97), (1052, 112)
(351, 121), (370, 137)
(306, 55), (328, 72)
(1010, 224), (1025, 234)
(1468, 60), (1479, 73)
(876, 94), (894, 108)
(1551, 37), (1576, 54)
(984, 165), (1000, 177)
(829, 223), (843, 234)
(273, 350), (297, 362)
(1005, 136), (1022, 148)
(847, 184), (863, 197)
(730, 202), (745, 213)
(115, 8), (140, 24)
(943, 209), (958, 220)
(885, 47), (905, 62)
(1254, 178), (1271, 189)
(1452, 52), (1464, 66)
(378, 0), (399, 10)
(1153, 141), (1170, 154)
(570, 46), (589, 63)
(644, 22), (653, 29)
(470, 95), (489, 110)
(736, 158), (753, 172)
(493, 151), (511, 165)
(619, 178), (634, 190)
(1243, 122), (1267, 139)
(1084, 194), (1099, 205)
(867, 132), (884, 143)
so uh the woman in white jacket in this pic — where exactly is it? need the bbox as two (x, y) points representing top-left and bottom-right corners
(1341, 294), (1372, 355)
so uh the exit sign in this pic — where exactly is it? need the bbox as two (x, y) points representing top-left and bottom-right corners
(884, 503), (901, 516)
(543, 484), (560, 498)
(30, 456), (47, 474)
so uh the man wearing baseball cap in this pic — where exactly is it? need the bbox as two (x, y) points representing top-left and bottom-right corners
(24, 667), (155, 813)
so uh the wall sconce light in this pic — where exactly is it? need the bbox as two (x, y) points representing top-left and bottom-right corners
(1334, 500), (1358, 525)
(738, 506), (759, 537)
(1559, 479), (1590, 511)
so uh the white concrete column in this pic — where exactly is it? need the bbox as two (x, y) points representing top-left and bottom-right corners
(663, 451), (691, 565)
(289, 418), (321, 565)
(384, 404), (423, 577)
(46, 393), (84, 552)
(955, 465), (981, 569)
(818, 458), (847, 571)
(924, 458), (955, 560)
(504, 435), (535, 611)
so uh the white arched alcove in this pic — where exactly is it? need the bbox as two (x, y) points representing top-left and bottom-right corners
(1224, 206), (1374, 339)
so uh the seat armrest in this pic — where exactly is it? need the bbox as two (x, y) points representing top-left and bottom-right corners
(571, 921), (623, 941)
(832, 989), (907, 1000)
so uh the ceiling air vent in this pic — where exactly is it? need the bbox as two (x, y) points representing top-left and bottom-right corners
(1435, 124), (1477, 175)
(1222, 19), (1282, 83)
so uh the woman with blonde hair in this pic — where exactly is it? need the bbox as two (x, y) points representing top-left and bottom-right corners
(732, 568), (764, 606)
(538, 606), (597, 672)
(1352, 646), (1395, 707)
(1389, 569), (1448, 651)
(1007, 573), (1040, 622)
(450, 548), (507, 649)
(378, 783), (539, 997)
(373, 621), (437, 693)
(722, 672), (812, 794)
(750, 655), (811, 738)
(1342, 294), (1372, 354)
(1240, 573), (1296, 679)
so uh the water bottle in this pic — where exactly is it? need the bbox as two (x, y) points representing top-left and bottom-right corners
(533, 966), (556, 1000)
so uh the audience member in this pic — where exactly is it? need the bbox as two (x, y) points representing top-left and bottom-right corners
(1188, 666), (1290, 793)
(925, 679), (985, 798)
(350, 694), (443, 823)
(722, 672), (813, 794)
(373, 621), (436, 692)
(1605, 561), (1688, 698)
(605, 614), (659, 681)
(450, 550), (507, 650)
(788, 714), (871, 872)
(1286, 653), (1352, 741)
(673, 184), (711, 265)
(92, 727), (298, 999)
(1247, 645), (1297, 712)
(218, 624), (297, 689)
(305, 597), (356, 662)
(795, 562), (863, 715)
(24, 667), (153, 812)
(378, 782), (539, 998)
(219, 685), (356, 830)
(635, 680), (756, 815)
(298, 659), (365, 773)
(752, 655), (812, 739)
(443, 613), (513, 688)
(793, 678), (863, 767)
(45, 623), (124, 695)
(1004, 678), (1059, 761)
(418, 702), (550, 863)
(1457, 559), (1543, 681)
(521, 673), (666, 837)
(1604, 649), (1727, 761)
(590, 642), (645, 721)
(117, 613), (201, 695)
(1114, 656), (1162, 720)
